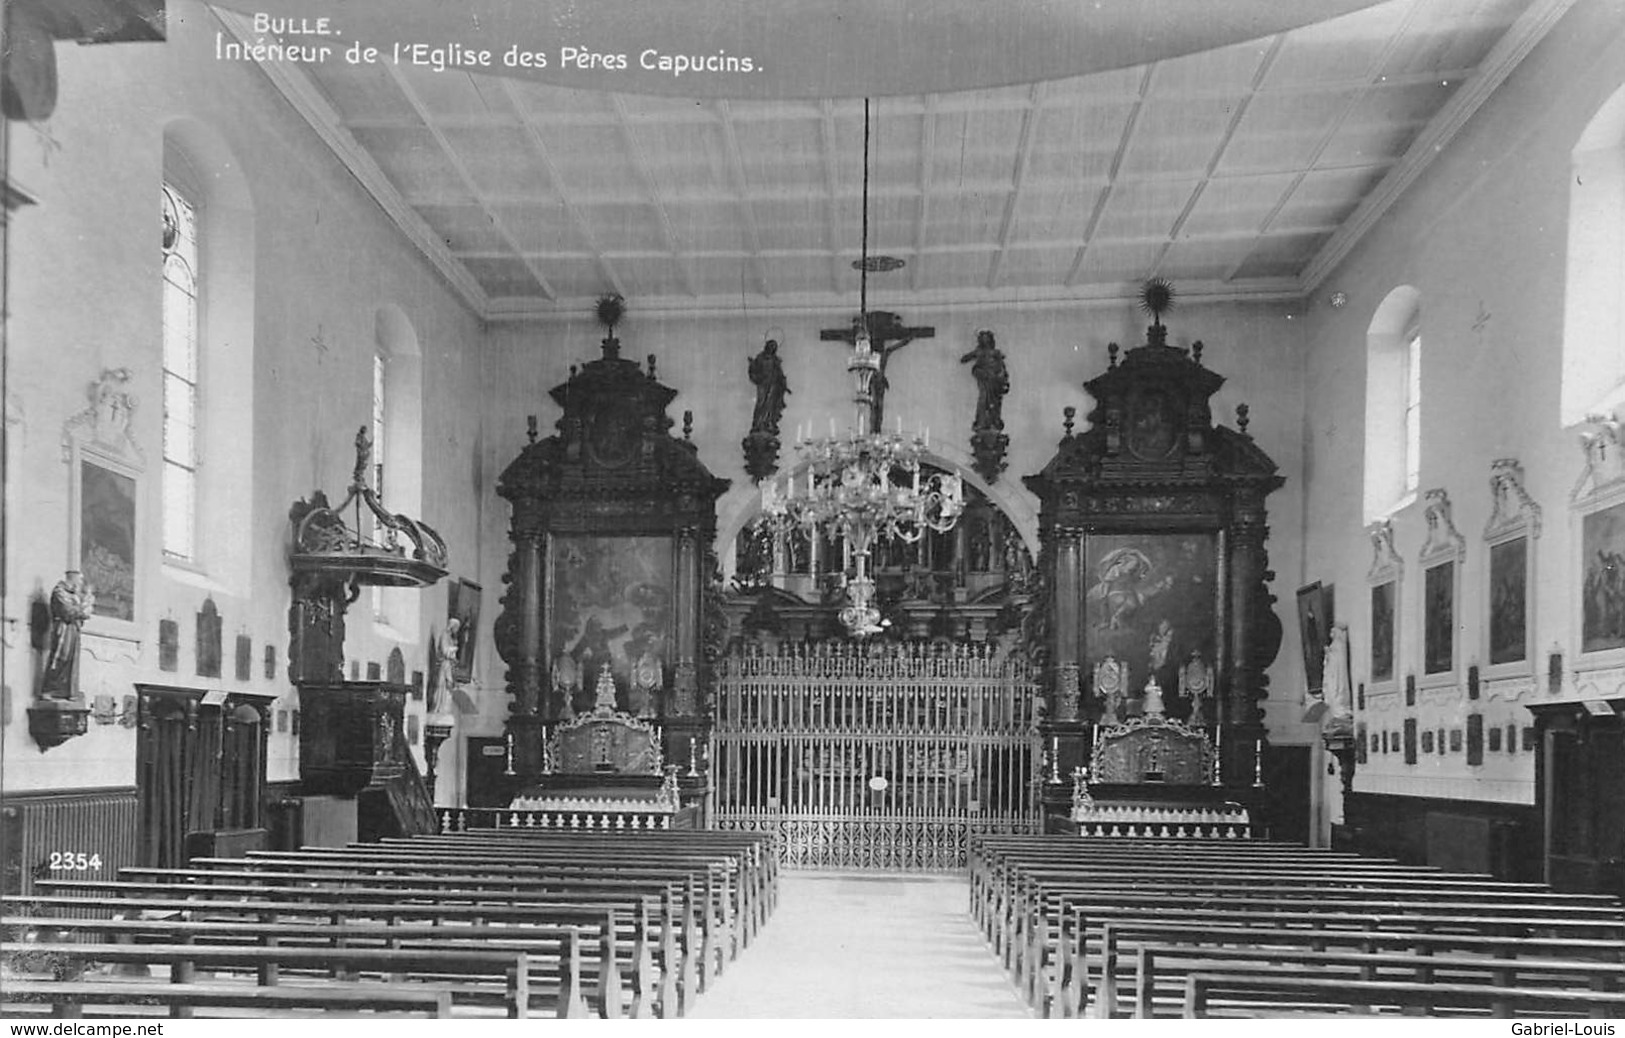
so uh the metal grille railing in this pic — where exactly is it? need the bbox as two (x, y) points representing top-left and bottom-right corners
(713, 646), (1042, 870)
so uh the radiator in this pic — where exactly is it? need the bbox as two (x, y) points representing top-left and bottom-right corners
(1, 788), (140, 896)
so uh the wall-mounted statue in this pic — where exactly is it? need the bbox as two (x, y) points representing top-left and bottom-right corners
(742, 337), (791, 482)
(40, 570), (93, 699)
(960, 330), (1009, 483)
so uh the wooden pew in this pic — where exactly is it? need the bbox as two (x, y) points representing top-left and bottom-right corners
(1047, 898), (1625, 1017)
(1181, 971), (1625, 1018)
(105, 863), (695, 1013)
(1093, 919), (1625, 1019)
(9, 893), (651, 1018)
(244, 844), (736, 985)
(362, 832), (761, 961)
(1127, 943), (1625, 1018)
(3, 914), (594, 1017)
(1, 940), (549, 1018)
(0, 979), (454, 1018)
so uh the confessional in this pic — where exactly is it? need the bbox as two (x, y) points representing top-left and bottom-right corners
(493, 328), (727, 828)
(1025, 321), (1284, 836)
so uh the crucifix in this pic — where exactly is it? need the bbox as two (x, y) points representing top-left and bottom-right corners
(819, 310), (935, 432)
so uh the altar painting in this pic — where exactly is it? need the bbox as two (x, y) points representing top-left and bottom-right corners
(551, 536), (672, 703)
(1082, 532), (1218, 711)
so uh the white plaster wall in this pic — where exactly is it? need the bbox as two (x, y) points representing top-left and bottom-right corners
(2, 1), (486, 798)
(1298, 0), (1625, 833)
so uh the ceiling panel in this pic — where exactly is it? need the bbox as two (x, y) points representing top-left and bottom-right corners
(1180, 174), (1300, 237)
(1092, 179), (1204, 241)
(463, 257), (545, 297)
(1117, 97), (1240, 178)
(1158, 238), (1257, 281)
(492, 203), (590, 254)
(576, 202), (672, 252)
(271, 0), (1556, 315)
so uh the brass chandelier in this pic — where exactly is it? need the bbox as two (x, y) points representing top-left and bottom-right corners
(758, 100), (963, 637)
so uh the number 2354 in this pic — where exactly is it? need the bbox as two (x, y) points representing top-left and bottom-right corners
(49, 851), (102, 871)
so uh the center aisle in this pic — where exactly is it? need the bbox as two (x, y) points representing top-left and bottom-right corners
(689, 872), (1033, 1019)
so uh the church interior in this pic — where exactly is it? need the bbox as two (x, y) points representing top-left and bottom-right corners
(3, 0), (1625, 1020)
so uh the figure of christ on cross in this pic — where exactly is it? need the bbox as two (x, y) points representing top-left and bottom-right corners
(819, 311), (935, 432)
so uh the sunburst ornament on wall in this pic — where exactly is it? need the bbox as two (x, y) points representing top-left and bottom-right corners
(1139, 277), (1175, 328)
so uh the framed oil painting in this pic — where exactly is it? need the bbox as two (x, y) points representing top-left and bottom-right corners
(1579, 497), (1625, 662)
(550, 535), (674, 707)
(1487, 538), (1529, 664)
(78, 457), (137, 623)
(1370, 581), (1396, 684)
(1296, 582), (1333, 696)
(1080, 530), (1221, 720)
(62, 368), (145, 641)
(1416, 489), (1465, 689)
(1483, 459), (1540, 681)
(1422, 560), (1455, 676)
(1366, 520), (1402, 694)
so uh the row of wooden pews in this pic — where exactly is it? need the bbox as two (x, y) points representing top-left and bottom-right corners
(970, 834), (1625, 1019)
(2, 827), (779, 1020)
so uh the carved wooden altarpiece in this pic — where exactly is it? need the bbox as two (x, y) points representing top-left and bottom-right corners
(494, 331), (728, 816)
(1025, 323), (1284, 830)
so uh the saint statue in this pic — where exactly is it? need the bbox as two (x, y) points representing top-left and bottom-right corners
(1323, 623), (1354, 735)
(748, 339), (790, 436)
(959, 329), (1009, 432)
(428, 617), (462, 716)
(40, 571), (93, 699)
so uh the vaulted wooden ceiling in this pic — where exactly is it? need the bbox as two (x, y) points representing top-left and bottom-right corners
(220, 0), (1571, 319)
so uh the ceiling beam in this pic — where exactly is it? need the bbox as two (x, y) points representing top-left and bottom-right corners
(714, 100), (772, 297)
(381, 63), (559, 301)
(609, 94), (698, 297)
(818, 100), (845, 297)
(1224, 0), (1423, 285)
(480, 275), (1305, 322)
(209, 8), (488, 315)
(1299, 0), (1580, 292)
(1065, 64), (1156, 287)
(986, 82), (1047, 290)
(910, 94), (938, 293)
(1154, 33), (1285, 280)
(497, 79), (628, 301)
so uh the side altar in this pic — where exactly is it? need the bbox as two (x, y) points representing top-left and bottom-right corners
(1026, 291), (1282, 837)
(493, 308), (728, 824)
(507, 668), (691, 829)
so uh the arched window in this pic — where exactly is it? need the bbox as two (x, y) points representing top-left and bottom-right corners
(372, 307), (422, 629)
(160, 180), (200, 561)
(1364, 286), (1422, 520)
(160, 120), (254, 589)
(1560, 82), (1625, 425)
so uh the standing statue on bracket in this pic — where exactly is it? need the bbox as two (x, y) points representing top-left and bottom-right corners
(742, 337), (791, 483)
(961, 330), (1009, 431)
(428, 617), (462, 716)
(960, 330), (1010, 483)
(40, 570), (94, 700)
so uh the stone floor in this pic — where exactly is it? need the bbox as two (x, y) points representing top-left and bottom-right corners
(688, 871), (1033, 1019)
